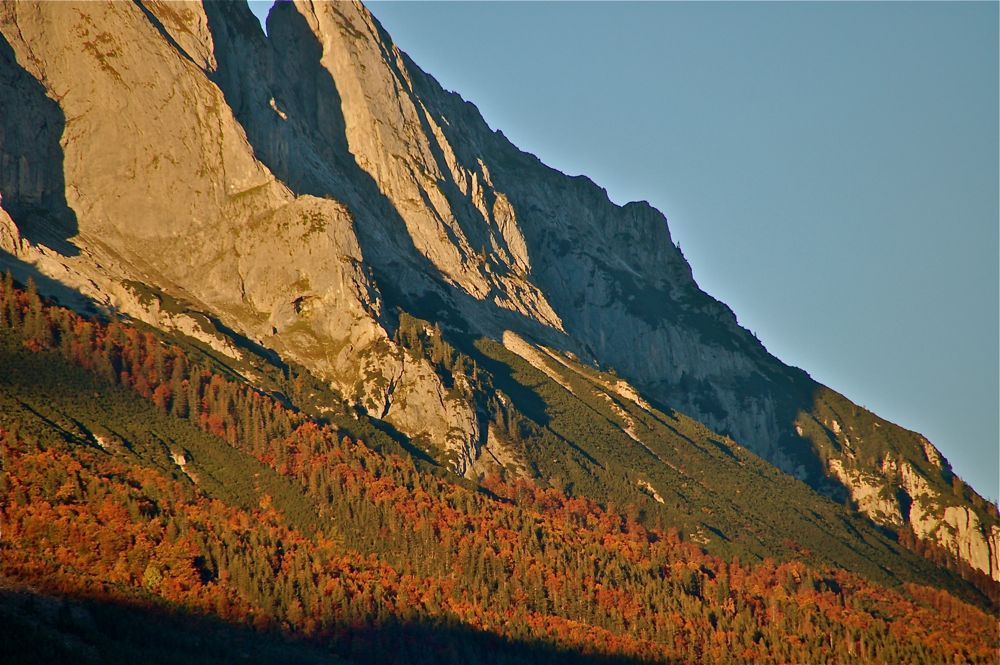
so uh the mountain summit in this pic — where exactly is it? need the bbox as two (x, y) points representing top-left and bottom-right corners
(0, 0), (996, 617)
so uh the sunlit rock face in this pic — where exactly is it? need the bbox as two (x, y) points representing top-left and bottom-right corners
(0, 0), (995, 579)
(0, 203), (21, 255)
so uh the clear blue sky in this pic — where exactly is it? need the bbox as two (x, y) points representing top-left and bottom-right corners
(250, 2), (998, 502)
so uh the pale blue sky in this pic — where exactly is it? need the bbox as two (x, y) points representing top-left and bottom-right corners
(250, 2), (998, 501)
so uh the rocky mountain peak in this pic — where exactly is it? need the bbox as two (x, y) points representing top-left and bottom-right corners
(0, 0), (996, 583)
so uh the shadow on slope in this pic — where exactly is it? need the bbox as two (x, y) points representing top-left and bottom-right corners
(0, 586), (663, 665)
(0, 251), (98, 314)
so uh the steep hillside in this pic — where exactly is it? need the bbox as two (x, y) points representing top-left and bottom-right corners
(1, 279), (997, 664)
(0, 0), (996, 589)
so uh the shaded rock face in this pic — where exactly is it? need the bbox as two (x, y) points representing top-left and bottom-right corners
(0, 0), (996, 578)
(0, 27), (75, 251)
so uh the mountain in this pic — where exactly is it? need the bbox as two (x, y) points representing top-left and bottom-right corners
(0, 1), (997, 660)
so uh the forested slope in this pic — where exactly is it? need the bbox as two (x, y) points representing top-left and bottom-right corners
(1, 276), (996, 664)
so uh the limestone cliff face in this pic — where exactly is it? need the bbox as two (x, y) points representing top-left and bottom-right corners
(800, 390), (1000, 581)
(255, 1), (803, 481)
(0, 1), (475, 471)
(0, 0), (995, 579)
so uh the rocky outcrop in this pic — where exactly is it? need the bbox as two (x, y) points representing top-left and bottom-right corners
(828, 458), (902, 526)
(834, 459), (1000, 581)
(817, 401), (999, 581)
(0, 201), (22, 255)
(638, 479), (665, 505)
(991, 526), (1000, 581)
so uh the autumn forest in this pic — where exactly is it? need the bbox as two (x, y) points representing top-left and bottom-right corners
(0, 274), (997, 663)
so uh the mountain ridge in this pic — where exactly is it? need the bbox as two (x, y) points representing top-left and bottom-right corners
(0, 0), (997, 592)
